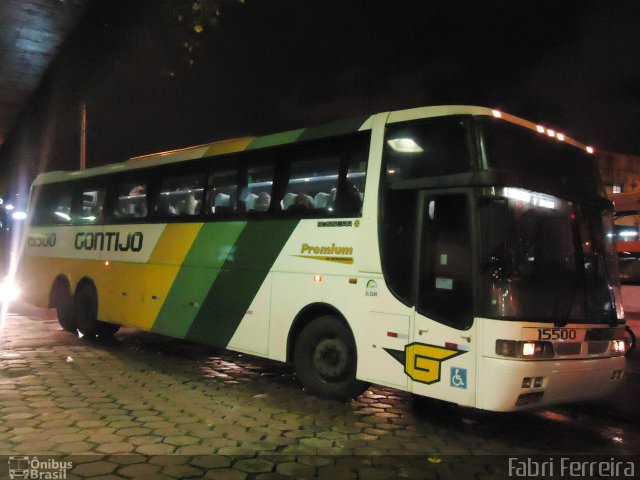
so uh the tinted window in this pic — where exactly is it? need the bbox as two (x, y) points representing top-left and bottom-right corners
(282, 135), (368, 218)
(479, 118), (606, 199)
(208, 169), (238, 215)
(203, 132), (370, 220)
(384, 119), (472, 182)
(77, 188), (106, 224)
(242, 164), (274, 213)
(419, 194), (472, 328)
(339, 146), (367, 217)
(481, 192), (618, 324)
(380, 189), (418, 303)
(155, 173), (204, 217)
(111, 181), (148, 219)
(31, 184), (73, 225)
(283, 155), (340, 214)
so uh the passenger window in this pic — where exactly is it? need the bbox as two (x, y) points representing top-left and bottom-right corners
(33, 185), (73, 225)
(380, 189), (418, 304)
(112, 181), (148, 219)
(156, 173), (204, 217)
(283, 155), (340, 214)
(76, 189), (106, 224)
(209, 169), (238, 215)
(384, 119), (471, 181)
(419, 194), (473, 329)
(241, 165), (273, 213)
(336, 150), (367, 217)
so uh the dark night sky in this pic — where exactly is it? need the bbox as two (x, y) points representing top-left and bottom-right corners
(1, 0), (640, 196)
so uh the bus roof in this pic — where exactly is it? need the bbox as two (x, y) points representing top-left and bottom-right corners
(31, 105), (592, 186)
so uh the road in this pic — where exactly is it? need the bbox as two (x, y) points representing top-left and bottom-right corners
(0, 304), (638, 479)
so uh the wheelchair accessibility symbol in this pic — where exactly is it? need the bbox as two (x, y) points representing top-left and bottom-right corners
(450, 367), (467, 389)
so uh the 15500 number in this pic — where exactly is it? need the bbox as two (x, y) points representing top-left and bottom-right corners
(537, 328), (577, 341)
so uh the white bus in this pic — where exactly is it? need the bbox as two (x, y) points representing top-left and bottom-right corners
(18, 105), (626, 411)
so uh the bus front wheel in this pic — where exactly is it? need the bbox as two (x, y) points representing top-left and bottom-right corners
(73, 283), (119, 339)
(294, 315), (368, 401)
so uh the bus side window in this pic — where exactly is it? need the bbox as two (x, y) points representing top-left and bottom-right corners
(155, 173), (204, 217)
(208, 169), (238, 216)
(32, 184), (73, 225)
(281, 134), (369, 218)
(284, 155), (340, 215)
(241, 164), (274, 213)
(112, 182), (148, 219)
(419, 194), (473, 329)
(77, 189), (106, 224)
(334, 146), (368, 217)
(380, 189), (417, 305)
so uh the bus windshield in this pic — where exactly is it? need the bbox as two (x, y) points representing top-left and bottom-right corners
(482, 188), (621, 325)
(478, 117), (607, 201)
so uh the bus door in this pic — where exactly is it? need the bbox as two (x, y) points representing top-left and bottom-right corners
(409, 192), (478, 407)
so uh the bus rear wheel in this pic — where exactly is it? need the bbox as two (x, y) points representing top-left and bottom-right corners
(73, 283), (119, 339)
(50, 280), (75, 333)
(294, 315), (368, 401)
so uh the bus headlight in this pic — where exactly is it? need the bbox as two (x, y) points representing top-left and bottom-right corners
(522, 342), (537, 356)
(496, 340), (554, 359)
(0, 277), (20, 304)
(611, 339), (626, 355)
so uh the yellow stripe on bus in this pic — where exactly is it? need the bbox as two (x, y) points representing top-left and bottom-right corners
(148, 223), (202, 264)
(202, 137), (254, 158)
(115, 223), (203, 329)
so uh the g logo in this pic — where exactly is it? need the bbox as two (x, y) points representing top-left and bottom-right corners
(385, 343), (465, 385)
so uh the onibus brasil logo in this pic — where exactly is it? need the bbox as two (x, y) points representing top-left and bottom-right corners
(8, 456), (72, 479)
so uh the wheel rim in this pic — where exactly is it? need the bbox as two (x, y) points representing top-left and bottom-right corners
(313, 337), (349, 381)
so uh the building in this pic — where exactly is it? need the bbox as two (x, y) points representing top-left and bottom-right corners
(596, 151), (640, 196)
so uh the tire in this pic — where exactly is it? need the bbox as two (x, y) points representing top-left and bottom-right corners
(50, 280), (76, 333)
(294, 315), (369, 401)
(73, 283), (119, 339)
(624, 325), (636, 355)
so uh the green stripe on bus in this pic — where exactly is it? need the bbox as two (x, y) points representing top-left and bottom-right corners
(246, 129), (305, 150)
(152, 221), (247, 338)
(185, 219), (299, 346)
(296, 116), (370, 142)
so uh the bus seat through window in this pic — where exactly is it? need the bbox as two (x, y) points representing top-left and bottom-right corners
(282, 192), (296, 210)
(314, 192), (330, 209)
(244, 193), (258, 211)
(214, 193), (230, 208)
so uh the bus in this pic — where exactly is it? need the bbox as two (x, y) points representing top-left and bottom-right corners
(612, 191), (640, 301)
(17, 105), (626, 411)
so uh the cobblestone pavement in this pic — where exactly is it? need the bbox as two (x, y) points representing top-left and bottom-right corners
(0, 310), (638, 479)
